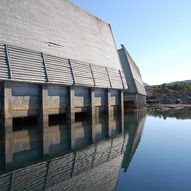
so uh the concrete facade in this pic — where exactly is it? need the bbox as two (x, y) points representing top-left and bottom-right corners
(0, 0), (128, 123)
(1, 81), (123, 139)
(0, 0), (121, 70)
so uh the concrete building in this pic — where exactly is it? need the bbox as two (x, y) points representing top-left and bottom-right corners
(0, 1), (147, 190)
(118, 45), (147, 109)
(0, 0), (128, 137)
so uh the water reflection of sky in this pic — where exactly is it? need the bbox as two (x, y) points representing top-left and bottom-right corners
(116, 110), (191, 191)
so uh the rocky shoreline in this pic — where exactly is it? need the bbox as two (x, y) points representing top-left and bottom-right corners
(147, 103), (191, 111)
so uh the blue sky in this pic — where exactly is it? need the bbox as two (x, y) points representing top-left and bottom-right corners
(70, 0), (191, 85)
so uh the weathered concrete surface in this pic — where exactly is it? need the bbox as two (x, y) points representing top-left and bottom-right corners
(1, 81), (122, 118)
(0, 0), (122, 70)
(0, 83), (3, 115)
(1, 81), (124, 156)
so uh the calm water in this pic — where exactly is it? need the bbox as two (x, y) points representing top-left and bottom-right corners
(116, 107), (191, 191)
(0, 108), (191, 191)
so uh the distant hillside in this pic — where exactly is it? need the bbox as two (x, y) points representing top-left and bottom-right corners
(143, 82), (150, 88)
(146, 80), (191, 101)
(167, 80), (191, 86)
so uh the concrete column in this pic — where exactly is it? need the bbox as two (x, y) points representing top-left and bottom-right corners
(68, 86), (75, 149)
(4, 81), (13, 167)
(107, 89), (112, 116)
(135, 94), (139, 109)
(120, 91), (124, 133)
(68, 86), (75, 123)
(90, 88), (96, 143)
(4, 82), (12, 133)
(41, 84), (49, 155)
(90, 88), (95, 118)
(41, 84), (49, 124)
(120, 91), (124, 114)
(106, 89), (113, 138)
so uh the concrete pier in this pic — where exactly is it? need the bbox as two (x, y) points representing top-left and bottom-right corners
(0, 80), (124, 128)
(0, 80), (125, 166)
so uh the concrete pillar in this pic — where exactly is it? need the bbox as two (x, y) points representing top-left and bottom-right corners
(4, 81), (13, 167)
(90, 88), (96, 143)
(41, 84), (49, 155)
(120, 91), (124, 114)
(107, 89), (112, 116)
(68, 86), (75, 123)
(41, 84), (49, 123)
(4, 82), (12, 133)
(106, 89), (115, 138)
(120, 90), (124, 133)
(135, 94), (139, 109)
(90, 88), (95, 118)
(68, 86), (75, 149)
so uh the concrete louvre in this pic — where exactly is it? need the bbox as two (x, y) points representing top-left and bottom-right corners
(0, 43), (127, 89)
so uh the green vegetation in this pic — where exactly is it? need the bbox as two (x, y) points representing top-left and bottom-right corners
(146, 82), (191, 100)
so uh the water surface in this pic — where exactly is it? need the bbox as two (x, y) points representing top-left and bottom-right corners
(0, 108), (191, 190)
(116, 107), (191, 191)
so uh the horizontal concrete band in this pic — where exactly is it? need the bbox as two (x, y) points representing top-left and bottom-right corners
(0, 43), (127, 90)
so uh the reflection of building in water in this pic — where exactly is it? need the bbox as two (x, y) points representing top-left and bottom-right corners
(0, 112), (146, 191)
(121, 111), (146, 172)
(0, 114), (125, 191)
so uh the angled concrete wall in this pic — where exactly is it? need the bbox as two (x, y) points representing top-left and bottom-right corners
(0, 0), (121, 70)
(118, 45), (146, 108)
(118, 45), (146, 96)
